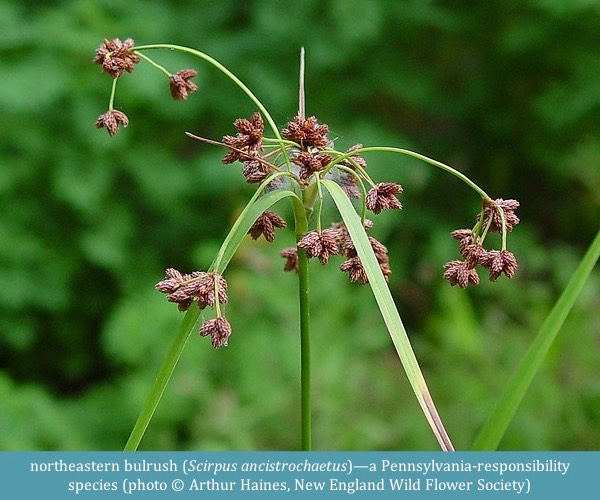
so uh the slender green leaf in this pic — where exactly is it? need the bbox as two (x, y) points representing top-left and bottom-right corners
(322, 179), (454, 451)
(473, 228), (600, 450)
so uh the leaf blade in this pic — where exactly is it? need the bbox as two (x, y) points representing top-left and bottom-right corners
(322, 179), (454, 450)
(473, 228), (600, 450)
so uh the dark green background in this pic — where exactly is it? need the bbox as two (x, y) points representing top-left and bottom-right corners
(1, 0), (598, 450)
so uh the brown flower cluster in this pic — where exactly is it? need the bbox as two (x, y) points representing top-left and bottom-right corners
(281, 115), (331, 149)
(289, 220), (390, 284)
(95, 110), (129, 137)
(155, 268), (231, 347)
(481, 198), (520, 232)
(169, 69), (198, 100)
(219, 113), (405, 229)
(222, 113), (264, 162)
(297, 229), (339, 264)
(220, 114), (327, 184)
(94, 38), (198, 136)
(280, 247), (299, 272)
(292, 151), (333, 180)
(248, 211), (287, 242)
(336, 222), (391, 284)
(93, 38), (140, 78)
(366, 182), (403, 214)
(443, 198), (520, 288)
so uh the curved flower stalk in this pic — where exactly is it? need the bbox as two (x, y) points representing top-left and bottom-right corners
(94, 38), (520, 451)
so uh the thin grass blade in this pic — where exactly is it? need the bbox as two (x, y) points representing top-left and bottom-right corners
(473, 228), (600, 450)
(322, 179), (454, 450)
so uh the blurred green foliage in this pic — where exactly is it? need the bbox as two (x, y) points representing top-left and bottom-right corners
(0, 0), (598, 450)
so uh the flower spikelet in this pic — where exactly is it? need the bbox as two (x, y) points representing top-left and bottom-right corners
(241, 160), (270, 184)
(481, 198), (520, 233)
(156, 269), (228, 311)
(196, 272), (228, 309)
(451, 229), (476, 254)
(281, 115), (330, 149)
(248, 211), (287, 242)
(280, 247), (299, 273)
(366, 182), (403, 214)
(292, 151), (332, 179)
(199, 317), (232, 348)
(443, 260), (480, 288)
(156, 269), (203, 311)
(340, 257), (369, 284)
(452, 228), (487, 268)
(297, 229), (339, 264)
(95, 109), (129, 136)
(169, 69), (198, 100)
(222, 112), (264, 163)
(93, 38), (140, 78)
(481, 249), (518, 281)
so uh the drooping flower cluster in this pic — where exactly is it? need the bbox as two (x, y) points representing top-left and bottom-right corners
(169, 69), (199, 100)
(248, 211), (287, 242)
(366, 183), (403, 214)
(155, 268), (231, 347)
(95, 110), (129, 137)
(93, 38), (198, 136)
(443, 198), (520, 288)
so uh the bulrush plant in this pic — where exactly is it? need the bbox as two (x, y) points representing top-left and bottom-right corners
(94, 39), (522, 451)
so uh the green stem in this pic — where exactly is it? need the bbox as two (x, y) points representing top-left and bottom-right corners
(135, 51), (171, 77)
(292, 196), (311, 450)
(327, 146), (490, 200)
(123, 307), (200, 451)
(108, 77), (118, 110)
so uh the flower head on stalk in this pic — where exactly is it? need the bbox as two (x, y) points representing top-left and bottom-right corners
(443, 197), (520, 287)
(481, 249), (518, 281)
(93, 38), (140, 78)
(169, 69), (198, 100)
(443, 260), (481, 288)
(248, 211), (287, 242)
(199, 317), (232, 348)
(281, 115), (330, 149)
(280, 247), (299, 273)
(366, 182), (403, 214)
(222, 113), (264, 164)
(297, 229), (340, 265)
(95, 109), (129, 136)
(480, 198), (520, 233)
(155, 268), (231, 348)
